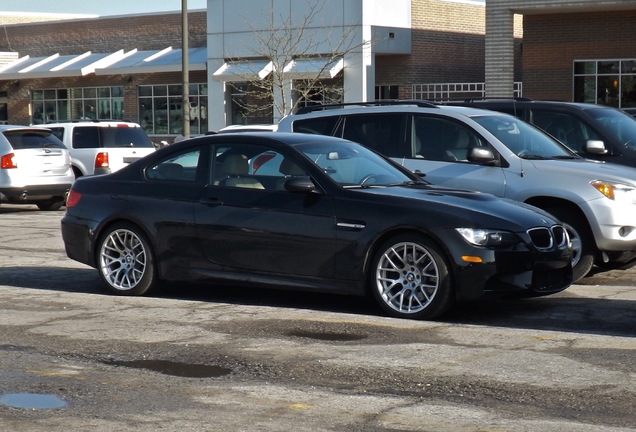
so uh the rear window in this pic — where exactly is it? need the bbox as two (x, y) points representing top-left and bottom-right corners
(72, 126), (154, 149)
(3, 130), (66, 150)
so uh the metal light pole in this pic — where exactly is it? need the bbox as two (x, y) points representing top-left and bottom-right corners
(182, 0), (190, 139)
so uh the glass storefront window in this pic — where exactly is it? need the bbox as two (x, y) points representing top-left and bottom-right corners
(574, 59), (636, 108)
(30, 86), (124, 124)
(137, 83), (209, 135)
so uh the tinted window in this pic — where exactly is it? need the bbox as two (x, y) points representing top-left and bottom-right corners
(412, 115), (485, 162)
(341, 114), (408, 157)
(146, 149), (201, 182)
(586, 108), (636, 151)
(3, 130), (66, 150)
(72, 127), (100, 149)
(530, 109), (602, 153)
(293, 116), (339, 135)
(100, 127), (154, 148)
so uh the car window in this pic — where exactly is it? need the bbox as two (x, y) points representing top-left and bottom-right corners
(341, 114), (408, 158)
(472, 114), (576, 158)
(586, 108), (636, 151)
(211, 143), (306, 190)
(99, 127), (155, 148)
(531, 109), (602, 153)
(411, 115), (485, 162)
(293, 116), (339, 135)
(2, 130), (66, 150)
(295, 140), (413, 187)
(72, 127), (100, 149)
(146, 149), (201, 182)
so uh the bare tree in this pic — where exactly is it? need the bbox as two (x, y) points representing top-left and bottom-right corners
(228, 0), (371, 123)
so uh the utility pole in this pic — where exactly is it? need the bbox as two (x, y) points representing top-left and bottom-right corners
(181, 0), (190, 138)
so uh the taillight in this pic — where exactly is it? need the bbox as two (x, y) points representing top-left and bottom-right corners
(66, 189), (82, 208)
(1, 153), (17, 169)
(95, 152), (109, 168)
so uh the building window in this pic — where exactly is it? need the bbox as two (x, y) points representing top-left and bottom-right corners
(375, 85), (399, 100)
(294, 79), (343, 109)
(138, 83), (208, 136)
(0, 91), (7, 125)
(574, 59), (636, 108)
(412, 82), (523, 100)
(31, 87), (124, 124)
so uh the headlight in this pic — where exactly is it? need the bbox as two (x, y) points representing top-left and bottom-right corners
(455, 228), (519, 247)
(591, 180), (636, 204)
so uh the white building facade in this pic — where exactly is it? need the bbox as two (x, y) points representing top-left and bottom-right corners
(206, 0), (412, 130)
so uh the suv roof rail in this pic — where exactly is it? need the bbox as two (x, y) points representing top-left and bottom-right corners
(294, 100), (438, 115)
(43, 119), (136, 124)
(431, 97), (534, 104)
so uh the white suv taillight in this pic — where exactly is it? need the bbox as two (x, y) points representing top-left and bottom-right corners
(95, 152), (109, 168)
(1, 153), (17, 169)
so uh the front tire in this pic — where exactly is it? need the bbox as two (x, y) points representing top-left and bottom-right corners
(369, 234), (453, 320)
(545, 207), (594, 282)
(96, 223), (157, 296)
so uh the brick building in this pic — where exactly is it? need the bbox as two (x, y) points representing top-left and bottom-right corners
(0, 0), (633, 140)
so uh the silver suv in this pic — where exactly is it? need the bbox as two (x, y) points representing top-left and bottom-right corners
(0, 125), (73, 210)
(46, 121), (156, 178)
(277, 102), (636, 281)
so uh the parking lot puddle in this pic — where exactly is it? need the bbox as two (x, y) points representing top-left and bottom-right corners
(104, 359), (232, 378)
(0, 393), (67, 410)
(287, 330), (367, 342)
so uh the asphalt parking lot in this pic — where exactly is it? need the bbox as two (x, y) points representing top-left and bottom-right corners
(0, 204), (635, 432)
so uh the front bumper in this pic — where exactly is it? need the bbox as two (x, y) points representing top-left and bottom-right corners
(446, 235), (573, 302)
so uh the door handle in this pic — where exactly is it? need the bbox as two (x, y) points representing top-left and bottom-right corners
(199, 197), (222, 207)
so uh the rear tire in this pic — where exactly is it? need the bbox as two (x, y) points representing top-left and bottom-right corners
(36, 199), (64, 211)
(369, 234), (454, 320)
(96, 223), (157, 296)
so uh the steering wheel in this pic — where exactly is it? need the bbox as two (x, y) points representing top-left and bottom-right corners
(359, 174), (379, 187)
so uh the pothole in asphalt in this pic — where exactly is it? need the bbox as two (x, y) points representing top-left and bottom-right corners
(286, 330), (367, 342)
(0, 393), (67, 410)
(103, 359), (232, 378)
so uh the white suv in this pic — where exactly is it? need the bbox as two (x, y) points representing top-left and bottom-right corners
(0, 125), (73, 210)
(46, 121), (156, 178)
(278, 102), (636, 281)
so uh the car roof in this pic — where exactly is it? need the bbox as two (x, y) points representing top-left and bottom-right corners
(449, 99), (615, 112)
(282, 103), (504, 120)
(0, 124), (52, 132)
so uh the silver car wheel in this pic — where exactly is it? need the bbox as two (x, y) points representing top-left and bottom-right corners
(375, 241), (439, 315)
(99, 228), (148, 291)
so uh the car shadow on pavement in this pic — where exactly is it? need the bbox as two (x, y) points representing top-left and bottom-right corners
(1, 266), (634, 338)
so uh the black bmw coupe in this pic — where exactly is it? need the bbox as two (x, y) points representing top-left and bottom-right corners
(61, 132), (572, 320)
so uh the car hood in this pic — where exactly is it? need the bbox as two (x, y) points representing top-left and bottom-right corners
(356, 185), (559, 232)
(525, 157), (636, 185)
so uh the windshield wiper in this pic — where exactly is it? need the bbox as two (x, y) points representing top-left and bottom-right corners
(552, 155), (581, 160)
(519, 154), (551, 160)
(386, 180), (428, 187)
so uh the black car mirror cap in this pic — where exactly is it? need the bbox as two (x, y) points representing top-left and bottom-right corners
(284, 176), (317, 193)
(585, 140), (608, 155)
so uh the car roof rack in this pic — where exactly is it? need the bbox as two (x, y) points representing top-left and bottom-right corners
(43, 119), (136, 124)
(431, 97), (534, 104)
(294, 100), (438, 115)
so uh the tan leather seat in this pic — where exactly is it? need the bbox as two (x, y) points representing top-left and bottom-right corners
(218, 154), (264, 189)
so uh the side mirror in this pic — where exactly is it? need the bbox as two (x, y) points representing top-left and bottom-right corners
(284, 176), (316, 193)
(467, 147), (498, 165)
(585, 140), (608, 155)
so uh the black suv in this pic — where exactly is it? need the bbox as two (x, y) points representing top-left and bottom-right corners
(443, 99), (636, 168)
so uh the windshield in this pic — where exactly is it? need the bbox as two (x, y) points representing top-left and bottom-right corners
(294, 140), (418, 187)
(587, 108), (636, 151)
(472, 115), (577, 159)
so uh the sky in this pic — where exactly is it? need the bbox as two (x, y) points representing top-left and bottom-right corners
(0, 0), (207, 16)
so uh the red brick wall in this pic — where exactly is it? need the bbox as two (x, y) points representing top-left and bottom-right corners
(0, 11), (207, 55)
(376, 0), (488, 99)
(522, 10), (636, 101)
